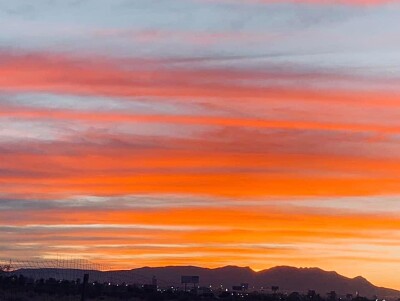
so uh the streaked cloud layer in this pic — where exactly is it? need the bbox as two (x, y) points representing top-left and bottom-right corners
(1, 0), (400, 290)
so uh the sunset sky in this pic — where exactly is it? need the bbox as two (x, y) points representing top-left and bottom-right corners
(1, 0), (400, 290)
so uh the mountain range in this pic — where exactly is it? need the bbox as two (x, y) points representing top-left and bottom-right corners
(16, 265), (400, 299)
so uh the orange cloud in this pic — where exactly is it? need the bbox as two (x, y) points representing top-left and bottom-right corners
(2, 49), (400, 289)
(2, 104), (400, 135)
(1, 50), (399, 105)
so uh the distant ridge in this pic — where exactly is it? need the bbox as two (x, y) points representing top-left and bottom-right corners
(129, 265), (399, 298)
(16, 265), (400, 299)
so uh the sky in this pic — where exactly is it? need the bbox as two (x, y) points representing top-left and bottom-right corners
(1, 0), (400, 290)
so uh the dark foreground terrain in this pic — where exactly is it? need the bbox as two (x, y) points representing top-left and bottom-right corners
(0, 273), (386, 301)
(12, 266), (400, 298)
(2, 265), (399, 301)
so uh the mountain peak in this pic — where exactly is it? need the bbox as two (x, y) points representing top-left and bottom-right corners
(353, 275), (370, 283)
(216, 265), (253, 271)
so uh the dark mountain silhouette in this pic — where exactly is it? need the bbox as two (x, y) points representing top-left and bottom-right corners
(128, 265), (399, 298)
(15, 265), (400, 299)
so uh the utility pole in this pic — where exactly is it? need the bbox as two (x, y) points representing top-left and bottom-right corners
(81, 273), (89, 301)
